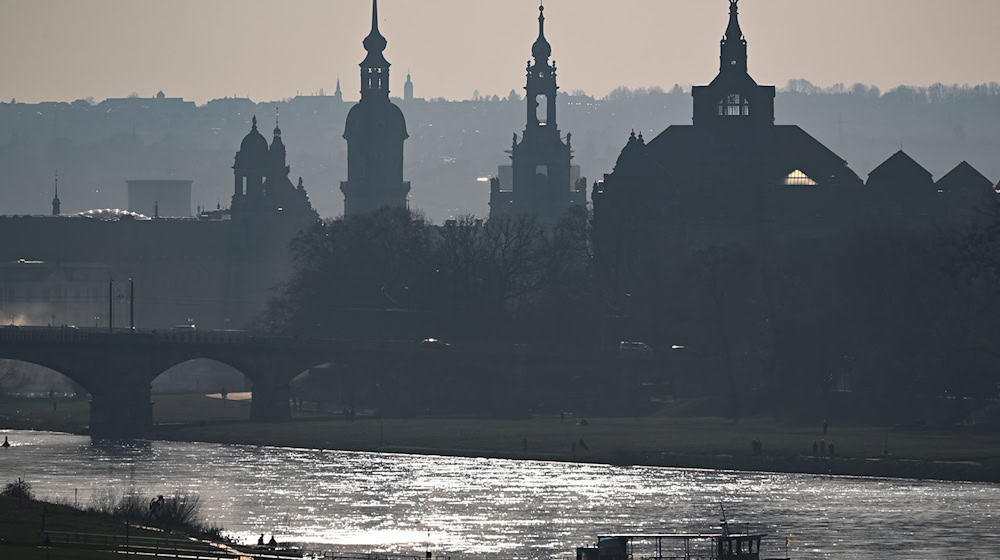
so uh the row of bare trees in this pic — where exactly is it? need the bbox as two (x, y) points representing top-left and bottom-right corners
(258, 206), (595, 346)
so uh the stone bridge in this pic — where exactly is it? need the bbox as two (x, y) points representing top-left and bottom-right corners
(0, 326), (671, 437)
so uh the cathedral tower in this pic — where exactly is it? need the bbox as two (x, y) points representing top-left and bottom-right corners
(490, 4), (585, 224)
(340, 0), (411, 216)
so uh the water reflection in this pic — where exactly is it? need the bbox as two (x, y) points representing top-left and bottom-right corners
(0, 430), (996, 559)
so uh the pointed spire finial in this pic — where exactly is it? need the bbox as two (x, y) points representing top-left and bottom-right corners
(362, 0), (388, 55)
(531, 1), (552, 61)
(251, 115), (258, 130)
(720, 0), (747, 72)
(273, 106), (281, 136)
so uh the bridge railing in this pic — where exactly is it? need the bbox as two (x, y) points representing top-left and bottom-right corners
(0, 325), (673, 363)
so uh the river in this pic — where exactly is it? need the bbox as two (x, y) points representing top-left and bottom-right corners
(0, 429), (996, 558)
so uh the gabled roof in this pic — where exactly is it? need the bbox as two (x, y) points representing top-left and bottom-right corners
(868, 150), (933, 182)
(936, 161), (993, 191)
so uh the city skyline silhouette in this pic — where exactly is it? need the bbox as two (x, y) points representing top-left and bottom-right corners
(1, 0), (998, 104)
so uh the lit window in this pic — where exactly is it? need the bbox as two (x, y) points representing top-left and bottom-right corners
(782, 170), (818, 186)
(718, 93), (750, 117)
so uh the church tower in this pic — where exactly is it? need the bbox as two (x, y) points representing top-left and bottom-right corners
(692, 0), (775, 130)
(51, 172), (61, 216)
(404, 72), (414, 102)
(490, 4), (585, 224)
(232, 115), (269, 218)
(340, 0), (411, 217)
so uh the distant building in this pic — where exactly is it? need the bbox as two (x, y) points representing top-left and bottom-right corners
(51, 174), (60, 216)
(936, 161), (997, 231)
(0, 260), (109, 327)
(0, 117), (318, 329)
(594, 0), (864, 250)
(490, 5), (586, 224)
(127, 179), (193, 218)
(404, 72), (414, 102)
(340, 0), (411, 217)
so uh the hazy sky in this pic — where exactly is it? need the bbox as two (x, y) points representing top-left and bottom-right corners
(1, 0), (998, 104)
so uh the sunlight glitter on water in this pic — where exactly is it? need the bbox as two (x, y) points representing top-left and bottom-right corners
(0, 430), (997, 559)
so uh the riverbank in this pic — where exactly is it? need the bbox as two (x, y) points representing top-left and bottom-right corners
(0, 491), (231, 559)
(2, 394), (999, 483)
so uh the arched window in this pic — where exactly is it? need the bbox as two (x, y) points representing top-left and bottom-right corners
(782, 170), (818, 186)
(536, 94), (548, 125)
(718, 93), (751, 117)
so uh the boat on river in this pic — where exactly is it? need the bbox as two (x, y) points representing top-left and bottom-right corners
(575, 515), (790, 560)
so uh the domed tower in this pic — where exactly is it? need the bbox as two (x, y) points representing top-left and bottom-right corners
(490, 4), (584, 224)
(340, 0), (411, 216)
(232, 116), (270, 216)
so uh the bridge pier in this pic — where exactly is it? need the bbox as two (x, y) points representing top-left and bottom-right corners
(89, 382), (153, 438)
(250, 381), (291, 422)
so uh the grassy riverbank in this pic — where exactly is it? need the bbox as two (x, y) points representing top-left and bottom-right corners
(2, 393), (999, 482)
(0, 492), (227, 560)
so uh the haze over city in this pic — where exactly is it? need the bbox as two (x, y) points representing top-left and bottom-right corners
(1, 1), (999, 558)
(2, 0), (999, 104)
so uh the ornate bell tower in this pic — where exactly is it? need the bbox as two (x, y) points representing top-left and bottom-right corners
(490, 4), (585, 224)
(340, 0), (411, 217)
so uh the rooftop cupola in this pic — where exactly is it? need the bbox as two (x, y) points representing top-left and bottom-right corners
(720, 0), (748, 75)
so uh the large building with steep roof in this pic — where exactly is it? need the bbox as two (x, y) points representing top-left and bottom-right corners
(592, 0), (866, 280)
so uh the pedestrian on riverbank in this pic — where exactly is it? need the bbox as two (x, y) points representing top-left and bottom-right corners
(2, 435), (8, 448)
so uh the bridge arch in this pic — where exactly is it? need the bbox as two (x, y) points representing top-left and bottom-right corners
(150, 358), (255, 426)
(0, 357), (96, 396)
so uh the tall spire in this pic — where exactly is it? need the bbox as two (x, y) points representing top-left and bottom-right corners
(273, 106), (281, 137)
(51, 171), (61, 216)
(363, 0), (387, 56)
(720, 0), (748, 74)
(532, 4), (552, 62)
